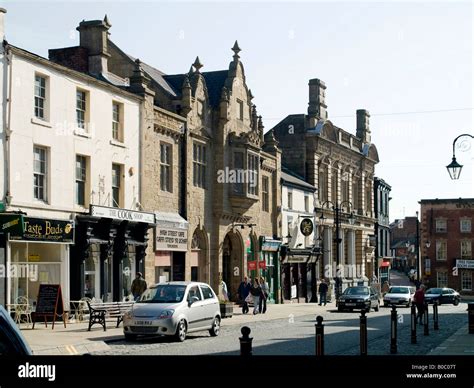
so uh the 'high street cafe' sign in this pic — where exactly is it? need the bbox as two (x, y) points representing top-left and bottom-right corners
(90, 205), (155, 224)
(156, 227), (188, 252)
(10, 217), (74, 243)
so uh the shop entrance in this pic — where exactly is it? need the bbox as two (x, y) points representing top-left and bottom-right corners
(172, 252), (185, 281)
(222, 232), (243, 302)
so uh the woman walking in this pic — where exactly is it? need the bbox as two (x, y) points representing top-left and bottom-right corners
(250, 278), (261, 315)
(259, 276), (268, 314)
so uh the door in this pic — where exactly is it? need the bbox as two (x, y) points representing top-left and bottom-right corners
(199, 284), (217, 327)
(186, 285), (205, 330)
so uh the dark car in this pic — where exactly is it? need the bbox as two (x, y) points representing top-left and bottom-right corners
(337, 286), (380, 312)
(0, 305), (32, 355)
(424, 288), (460, 305)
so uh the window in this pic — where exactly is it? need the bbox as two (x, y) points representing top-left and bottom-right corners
(188, 286), (202, 301)
(436, 219), (447, 233)
(461, 219), (472, 233)
(352, 181), (359, 212)
(233, 151), (244, 194)
(341, 173), (349, 203)
(318, 166), (327, 202)
(247, 153), (259, 196)
(75, 155), (87, 206)
(288, 191), (293, 209)
(112, 164), (122, 208)
(436, 272), (448, 288)
(112, 102), (123, 141)
(160, 143), (172, 192)
(33, 146), (47, 201)
(199, 285), (214, 300)
(436, 240), (447, 261)
(193, 143), (207, 189)
(365, 185), (371, 213)
(237, 99), (244, 120)
(34, 75), (46, 119)
(304, 195), (309, 212)
(262, 176), (269, 212)
(331, 169), (338, 203)
(461, 240), (472, 259)
(461, 271), (472, 291)
(76, 89), (87, 129)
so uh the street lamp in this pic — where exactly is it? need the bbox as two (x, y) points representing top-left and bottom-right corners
(446, 133), (474, 180)
(318, 200), (355, 301)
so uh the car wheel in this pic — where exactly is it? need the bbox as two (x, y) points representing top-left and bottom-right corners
(209, 317), (221, 337)
(175, 319), (187, 342)
(453, 298), (459, 306)
(124, 333), (137, 342)
(374, 302), (379, 312)
(337, 306), (343, 312)
(407, 300), (412, 307)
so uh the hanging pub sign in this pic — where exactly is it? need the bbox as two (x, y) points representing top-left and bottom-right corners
(248, 261), (257, 271)
(300, 218), (314, 237)
(258, 261), (267, 269)
(10, 217), (74, 243)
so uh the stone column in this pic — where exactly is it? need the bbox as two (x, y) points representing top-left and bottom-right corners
(323, 227), (332, 278)
(347, 230), (356, 284)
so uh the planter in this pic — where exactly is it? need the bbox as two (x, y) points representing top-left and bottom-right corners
(219, 303), (233, 318)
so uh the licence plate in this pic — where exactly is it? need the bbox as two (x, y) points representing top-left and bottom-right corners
(346, 303), (356, 306)
(134, 320), (153, 326)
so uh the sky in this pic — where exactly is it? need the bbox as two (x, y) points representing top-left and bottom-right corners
(2, 0), (473, 221)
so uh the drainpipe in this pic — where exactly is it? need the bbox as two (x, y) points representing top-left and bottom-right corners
(180, 122), (187, 219)
(3, 40), (12, 208)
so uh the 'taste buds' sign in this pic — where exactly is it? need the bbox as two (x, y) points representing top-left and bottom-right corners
(10, 218), (74, 243)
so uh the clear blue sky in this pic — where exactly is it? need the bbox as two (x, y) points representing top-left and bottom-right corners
(3, 0), (473, 221)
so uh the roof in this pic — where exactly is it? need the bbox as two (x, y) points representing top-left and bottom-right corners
(419, 198), (474, 204)
(281, 169), (316, 191)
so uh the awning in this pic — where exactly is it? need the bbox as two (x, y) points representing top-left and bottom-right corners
(155, 212), (188, 229)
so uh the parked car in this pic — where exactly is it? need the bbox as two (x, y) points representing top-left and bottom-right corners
(383, 286), (413, 307)
(123, 281), (221, 342)
(0, 305), (32, 355)
(424, 288), (461, 305)
(337, 286), (380, 312)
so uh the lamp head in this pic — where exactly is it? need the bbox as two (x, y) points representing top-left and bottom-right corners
(446, 157), (463, 180)
(348, 212), (355, 225)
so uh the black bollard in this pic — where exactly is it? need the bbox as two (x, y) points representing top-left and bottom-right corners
(390, 305), (397, 354)
(239, 326), (253, 356)
(410, 304), (417, 344)
(424, 301), (429, 336)
(360, 310), (368, 356)
(315, 315), (324, 356)
(433, 301), (439, 330)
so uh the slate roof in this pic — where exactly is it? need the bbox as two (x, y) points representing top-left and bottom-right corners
(281, 169), (316, 191)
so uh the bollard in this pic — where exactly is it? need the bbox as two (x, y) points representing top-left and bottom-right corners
(424, 301), (429, 336)
(239, 326), (253, 356)
(360, 310), (367, 356)
(390, 305), (397, 354)
(315, 315), (324, 356)
(410, 304), (417, 344)
(433, 300), (439, 330)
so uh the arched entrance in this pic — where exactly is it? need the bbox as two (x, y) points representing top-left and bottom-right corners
(191, 229), (208, 283)
(222, 231), (243, 302)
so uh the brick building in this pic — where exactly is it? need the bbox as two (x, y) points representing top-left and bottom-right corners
(390, 216), (419, 273)
(420, 198), (474, 296)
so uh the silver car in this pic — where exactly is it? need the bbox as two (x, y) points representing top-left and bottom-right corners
(383, 286), (413, 307)
(123, 281), (221, 342)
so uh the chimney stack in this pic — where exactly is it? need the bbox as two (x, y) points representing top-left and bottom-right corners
(0, 8), (7, 42)
(76, 15), (111, 76)
(356, 109), (371, 143)
(307, 78), (327, 127)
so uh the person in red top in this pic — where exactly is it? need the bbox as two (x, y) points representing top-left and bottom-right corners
(413, 284), (426, 324)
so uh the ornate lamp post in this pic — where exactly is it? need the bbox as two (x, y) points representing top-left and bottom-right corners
(318, 201), (355, 301)
(446, 133), (474, 180)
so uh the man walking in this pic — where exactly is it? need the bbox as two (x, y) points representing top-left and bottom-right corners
(318, 279), (328, 306)
(413, 284), (426, 324)
(131, 272), (147, 301)
(237, 276), (251, 314)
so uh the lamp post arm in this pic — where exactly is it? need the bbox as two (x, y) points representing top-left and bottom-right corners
(452, 134), (474, 158)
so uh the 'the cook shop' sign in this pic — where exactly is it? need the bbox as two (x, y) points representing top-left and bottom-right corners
(10, 217), (74, 243)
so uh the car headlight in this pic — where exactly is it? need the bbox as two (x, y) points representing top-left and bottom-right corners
(158, 310), (175, 319)
(124, 310), (133, 319)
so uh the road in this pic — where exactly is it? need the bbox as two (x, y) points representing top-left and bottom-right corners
(94, 303), (467, 356)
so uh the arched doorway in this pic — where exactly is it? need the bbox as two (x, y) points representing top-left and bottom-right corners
(191, 229), (208, 283)
(222, 231), (243, 302)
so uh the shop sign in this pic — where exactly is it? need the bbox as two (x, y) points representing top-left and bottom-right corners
(0, 214), (24, 235)
(28, 254), (40, 262)
(90, 205), (155, 224)
(300, 218), (314, 237)
(287, 256), (308, 264)
(248, 261), (257, 270)
(456, 259), (474, 269)
(155, 227), (188, 252)
(258, 261), (266, 269)
(259, 236), (281, 252)
(10, 218), (74, 243)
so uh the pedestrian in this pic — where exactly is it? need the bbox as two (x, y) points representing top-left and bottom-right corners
(131, 272), (147, 301)
(220, 279), (229, 301)
(237, 276), (251, 314)
(414, 278), (421, 290)
(259, 276), (269, 314)
(318, 279), (328, 306)
(413, 284), (426, 324)
(250, 278), (261, 315)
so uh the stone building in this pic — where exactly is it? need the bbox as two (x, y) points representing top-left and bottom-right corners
(420, 198), (473, 296)
(51, 17), (282, 300)
(390, 216), (419, 272)
(269, 79), (379, 296)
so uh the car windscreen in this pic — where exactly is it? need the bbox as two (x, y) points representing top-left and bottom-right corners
(138, 285), (187, 303)
(344, 287), (369, 295)
(388, 287), (409, 294)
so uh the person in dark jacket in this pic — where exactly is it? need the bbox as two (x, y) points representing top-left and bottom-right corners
(318, 279), (328, 306)
(250, 278), (262, 315)
(237, 276), (251, 314)
(131, 272), (147, 301)
(413, 284), (426, 324)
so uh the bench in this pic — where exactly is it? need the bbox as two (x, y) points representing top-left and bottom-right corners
(86, 301), (134, 331)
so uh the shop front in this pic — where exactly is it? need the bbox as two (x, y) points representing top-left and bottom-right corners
(259, 236), (281, 304)
(7, 217), (74, 307)
(154, 212), (188, 283)
(71, 205), (155, 302)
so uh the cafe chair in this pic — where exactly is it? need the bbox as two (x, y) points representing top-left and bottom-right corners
(14, 296), (33, 328)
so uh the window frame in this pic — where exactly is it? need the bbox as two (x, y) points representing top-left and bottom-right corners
(75, 155), (87, 206)
(112, 163), (122, 208)
(247, 151), (259, 197)
(34, 74), (47, 120)
(436, 272), (448, 288)
(33, 145), (47, 202)
(461, 219), (472, 233)
(262, 176), (269, 212)
(435, 219), (447, 233)
(160, 142), (172, 193)
(112, 101), (124, 142)
(461, 240), (472, 259)
(461, 271), (472, 291)
(193, 142), (207, 189)
(287, 191), (293, 210)
(435, 240), (447, 261)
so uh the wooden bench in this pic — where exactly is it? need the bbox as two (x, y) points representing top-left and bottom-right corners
(86, 301), (134, 331)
